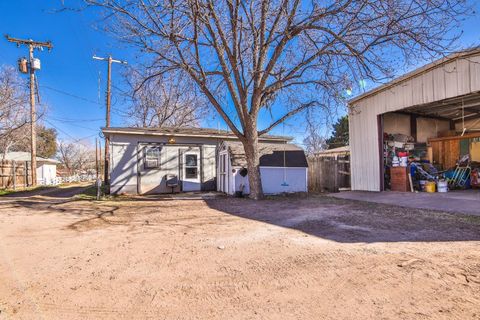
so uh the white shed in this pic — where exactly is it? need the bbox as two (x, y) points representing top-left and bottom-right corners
(217, 141), (308, 195)
(0, 152), (60, 185)
(348, 48), (480, 191)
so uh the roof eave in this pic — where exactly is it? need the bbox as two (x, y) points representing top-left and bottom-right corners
(347, 47), (480, 105)
(101, 128), (293, 142)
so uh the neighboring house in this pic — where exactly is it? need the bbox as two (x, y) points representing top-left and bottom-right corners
(0, 152), (60, 185)
(218, 141), (308, 195)
(348, 48), (480, 191)
(101, 127), (308, 195)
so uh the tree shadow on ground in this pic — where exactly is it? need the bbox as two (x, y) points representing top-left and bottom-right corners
(204, 194), (480, 243)
(0, 184), (91, 199)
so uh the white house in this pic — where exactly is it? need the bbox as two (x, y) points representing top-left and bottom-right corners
(218, 141), (308, 195)
(102, 127), (308, 195)
(1, 152), (60, 185)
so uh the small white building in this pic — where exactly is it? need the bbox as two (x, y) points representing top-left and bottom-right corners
(102, 127), (308, 195)
(218, 141), (308, 195)
(1, 152), (60, 185)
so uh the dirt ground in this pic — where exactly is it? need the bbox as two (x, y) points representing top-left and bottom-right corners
(0, 189), (479, 320)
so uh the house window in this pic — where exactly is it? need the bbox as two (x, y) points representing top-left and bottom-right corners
(144, 146), (162, 169)
(185, 154), (198, 178)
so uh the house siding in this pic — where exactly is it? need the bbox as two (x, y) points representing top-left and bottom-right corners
(109, 133), (222, 194)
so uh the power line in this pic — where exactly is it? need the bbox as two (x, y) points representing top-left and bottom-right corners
(49, 116), (104, 123)
(40, 85), (102, 105)
(44, 119), (97, 147)
(48, 118), (100, 131)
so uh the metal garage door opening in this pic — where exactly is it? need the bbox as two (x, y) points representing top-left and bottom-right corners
(380, 91), (480, 192)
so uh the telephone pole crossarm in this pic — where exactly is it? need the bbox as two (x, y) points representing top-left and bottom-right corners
(5, 35), (53, 50)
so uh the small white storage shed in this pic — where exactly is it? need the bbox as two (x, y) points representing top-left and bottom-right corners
(0, 152), (60, 185)
(217, 141), (308, 195)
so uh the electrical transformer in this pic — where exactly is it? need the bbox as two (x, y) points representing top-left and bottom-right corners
(31, 58), (41, 70)
(18, 57), (28, 73)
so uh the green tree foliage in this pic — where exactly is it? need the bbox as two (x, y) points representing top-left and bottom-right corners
(326, 116), (349, 149)
(12, 125), (58, 158)
(36, 126), (58, 158)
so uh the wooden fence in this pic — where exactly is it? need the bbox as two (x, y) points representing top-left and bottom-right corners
(0, 160), (32, 190)
(308, 154), (350, 192)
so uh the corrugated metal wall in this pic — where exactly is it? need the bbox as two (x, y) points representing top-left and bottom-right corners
(349, 53), (480, 191)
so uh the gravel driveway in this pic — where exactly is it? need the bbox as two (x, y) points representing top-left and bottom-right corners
(0, 189), (479, 319)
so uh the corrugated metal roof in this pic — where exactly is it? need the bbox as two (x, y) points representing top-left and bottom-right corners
(225, 141), (308, 167)
(102, 126), (292, 142)
(348, 47), (480, 105)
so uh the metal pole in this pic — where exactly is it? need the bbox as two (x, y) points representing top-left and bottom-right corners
(29, 45), (37, 187)
(104, 56), (112, 187)
(95, 137), (99, 179)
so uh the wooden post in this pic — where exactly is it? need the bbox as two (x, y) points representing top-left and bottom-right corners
(1, 160), (4, 189)
(29, 45), (37, 187)
(25, 161), (29, 187)
(334, 155), (339, 192)
(92, 55), (127, 190)
(12, 160), (16, 190)
(95, 137), (99, 179)
(5, 36), (53, 187)
(98, 140), (102, 180)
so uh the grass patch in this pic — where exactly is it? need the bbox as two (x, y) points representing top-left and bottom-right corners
(74, 185), (107, 200)
(0, 185), (53, 196)
(74, 184), (135, 202)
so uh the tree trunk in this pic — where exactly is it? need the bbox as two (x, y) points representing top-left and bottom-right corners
(242, 130), (264, 200)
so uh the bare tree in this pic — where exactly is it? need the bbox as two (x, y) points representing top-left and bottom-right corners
(126, 70), (208, 128)
(303, 119), (327, 155)
(0, 66), (29, 158)
(84, 0), (469, 199)
(57, 141), (95, 175)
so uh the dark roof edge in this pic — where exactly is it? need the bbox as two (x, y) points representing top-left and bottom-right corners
(101, 127), (293, 142)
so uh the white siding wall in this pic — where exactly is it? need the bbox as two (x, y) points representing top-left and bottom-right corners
(110, 134), (221, 194)
(37, 163), (57, 184)
(349, 53), (480, 191)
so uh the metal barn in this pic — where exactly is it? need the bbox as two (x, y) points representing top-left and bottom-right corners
(348, 48), (480, 191)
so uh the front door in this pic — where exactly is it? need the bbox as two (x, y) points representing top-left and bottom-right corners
(182, 150), (201, 192)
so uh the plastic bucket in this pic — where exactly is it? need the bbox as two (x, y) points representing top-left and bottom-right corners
(425, 181), (436, 193)
(437, 180), (448, 193)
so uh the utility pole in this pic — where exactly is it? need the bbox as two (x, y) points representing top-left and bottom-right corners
(5, 35), (53, 187)
(95, 137), (99, 178)
(93, 55), (127, 189)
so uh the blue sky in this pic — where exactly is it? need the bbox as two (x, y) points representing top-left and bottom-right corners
(0, 1), (479, 148)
